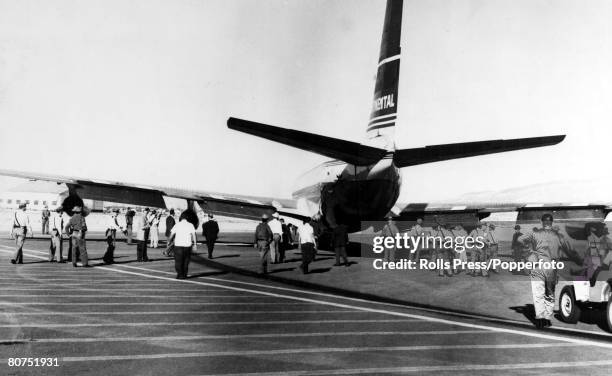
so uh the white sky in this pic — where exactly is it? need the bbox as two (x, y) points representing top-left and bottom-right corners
(0, 0), (611, 203)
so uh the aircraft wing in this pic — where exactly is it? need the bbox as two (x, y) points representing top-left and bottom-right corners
(0, 168), (306, 221)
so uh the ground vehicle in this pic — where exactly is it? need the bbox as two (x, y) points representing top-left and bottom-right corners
(557, 269), (612, 332)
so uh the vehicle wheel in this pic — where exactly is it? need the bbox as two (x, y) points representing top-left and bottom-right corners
(606, 294), (612, 333)
(559, 286), (581, 324)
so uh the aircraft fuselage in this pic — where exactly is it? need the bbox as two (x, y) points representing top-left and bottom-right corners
(292, 154), (401, 232)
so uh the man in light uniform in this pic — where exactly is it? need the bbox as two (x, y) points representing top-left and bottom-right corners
(468, 222), (488, 277)
(49, 207), (65, 263)
(267, 213), (283, 264)
(519, 213), (571, 329)
(409, 218), (426, 262)
(65, 206), (89, 267)
(381, 215), (399, 262)
(486, 224), (500, 273)
(451, 224), (468, 273)
(41, 205), (50, 235)
(11, 203), (31, 264)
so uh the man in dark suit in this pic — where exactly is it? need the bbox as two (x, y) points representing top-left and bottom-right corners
(202, 213), (219, 259)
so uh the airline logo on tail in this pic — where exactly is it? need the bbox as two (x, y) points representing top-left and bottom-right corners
(367, 0), (403, 134)
(372, 94), (395, 111)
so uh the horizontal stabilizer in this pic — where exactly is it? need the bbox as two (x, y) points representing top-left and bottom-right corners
(228, 117), (387, 165)
(393, 135), (565, 168)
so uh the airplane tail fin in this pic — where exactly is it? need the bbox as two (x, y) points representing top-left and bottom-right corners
(367, 0), (403, 138)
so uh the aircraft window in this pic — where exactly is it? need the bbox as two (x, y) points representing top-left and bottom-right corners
(34, 200), (39, 205)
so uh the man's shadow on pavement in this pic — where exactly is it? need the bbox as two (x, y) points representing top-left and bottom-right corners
(509, 304), (537, 326)
(188, 270), (229, 278)
(210, 254), (240, 259)
(267, 267), (296, 274)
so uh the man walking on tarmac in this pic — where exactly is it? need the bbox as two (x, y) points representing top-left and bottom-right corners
(11, 203), (31, 264)
(254, 214), (273, 274)
(519, 213), (572, 329)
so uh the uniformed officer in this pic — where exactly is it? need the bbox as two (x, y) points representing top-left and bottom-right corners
(381, 215), (399, 262)
(65, 206), (89, 267)
(468, 222), (488, 277)
(254, 214), (273, 274)
(409, 218), (426, 262)
(11, 203), (31, 264)
(49, 207), (64, 263)
(41, 205), (51, 235)
(486, 224), (499, 273)
(451, 224), (468, 273)
(433, 224), (453, 277)
(519, 213), (572, 329)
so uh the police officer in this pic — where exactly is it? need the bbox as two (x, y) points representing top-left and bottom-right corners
(254, 214), (273, 274)
(49, 207), (64, 263)
(11, 203), (31, 264)
(468, 222), (488, 277)
(65, 206), (89, 267)
(381, 215), (399, 262)
(41, 205), (50, 235)
(519, 213), (571, 329)
(486, 224), (499, 273)
(409, 218), (426, 262)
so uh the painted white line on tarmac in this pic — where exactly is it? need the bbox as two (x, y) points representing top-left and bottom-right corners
(105, 264), (612, 349)
(3, 343), (575, 363)
(115, 262), (612, 339)
(0, 295), (270, 298)
(0, 330), (491, 343)
(0, 310), (355, 316)
(0, 319), (418, 328)
(0, 302), (309, 306)
(199, 360), (612, 375)
(5, 248), (612, 348)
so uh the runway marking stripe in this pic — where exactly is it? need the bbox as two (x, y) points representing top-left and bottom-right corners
(200, 360), (612, 375)
(0, 302), (312, 306)
(5, 248), (612, 347)
(0, 295), (279, 298)
(0, 343), (576, 363)
(0, 330), (490, 343)
(0, 319), (419, 328)
(0, 310), (356, 316)
(106, 264), (612, 349)
(113, 264), (612, 339)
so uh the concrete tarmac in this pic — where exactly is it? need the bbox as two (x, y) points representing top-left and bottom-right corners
(0, 237), (611, 376)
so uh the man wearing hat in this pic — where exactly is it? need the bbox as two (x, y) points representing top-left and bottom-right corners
(468, 222), (489, 277)
(49, 206), (65, 263)
(41, 205), (51, 235)
(267, 212), (283, 264)
(381, 215), (399, 262)
(201, 213), (220, 259)
(519, 213), (572, 328)
(10, 203), (31, 264)
(486, 224), (500, 273)
(103, 209), (124, 264)
(65, 206), (89, 267)
(254, 214), (273, 274)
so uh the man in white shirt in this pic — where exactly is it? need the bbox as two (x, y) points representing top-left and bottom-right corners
(103, 210), (124, 264)
(268, 213), (283, 264)
(49, 207), (65, 263)
(298, 219), (317, 274)
(168, 214), (197, 279)
(11, 203), (31, 264)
